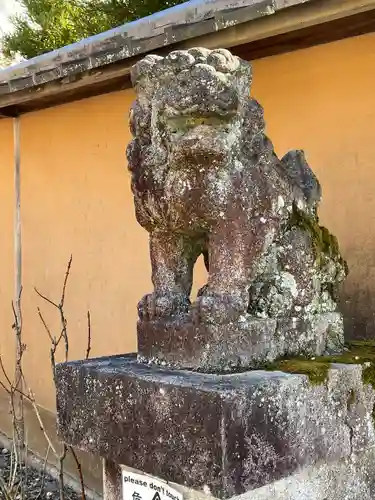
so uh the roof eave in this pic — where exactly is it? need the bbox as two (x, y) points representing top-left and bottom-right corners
(0, 0), (375, 116)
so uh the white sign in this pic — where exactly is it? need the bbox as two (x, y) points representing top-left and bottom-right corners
(122, 470), (183, 500)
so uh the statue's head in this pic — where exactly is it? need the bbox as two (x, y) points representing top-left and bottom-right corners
(130, 48), (252, 169)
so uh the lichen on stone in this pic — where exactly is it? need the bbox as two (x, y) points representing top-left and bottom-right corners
(347, 388), (356, 408)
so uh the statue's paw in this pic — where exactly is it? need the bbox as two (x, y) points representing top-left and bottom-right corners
(138, 292), (190, 321)
(193, 291), (246, 324)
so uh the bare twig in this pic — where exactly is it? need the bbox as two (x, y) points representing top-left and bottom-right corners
(37, 307), (59, 378)
(0, 352), (59, 461)
(35, 256), (72, 363)
(36, 307), (54, 344)
(0, 379), (11, 395)
(35, 255), (88, 500)
(11, 287), (26, 498)
(58, 445), (68, 500)
(60, 311), (69, 364)
(0, 255), (89, 500)
(70, 447), (86, 500)
(36, 444), (51, 500)
(26, 388), (58, 456)
(0, 355), (13, 388)
(10, 440), (18, 492)
(36, 257), (73, 375)
(34, 289), (59, 310)
(86, 311), (91, 360)
(60, 255), (73, 308)
(0, 474), (14, 500)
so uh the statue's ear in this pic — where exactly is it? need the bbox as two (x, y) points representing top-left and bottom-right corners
(242, 98), (266, 143)
(128, 99), (152, 146)
(131, 55), (164, 100)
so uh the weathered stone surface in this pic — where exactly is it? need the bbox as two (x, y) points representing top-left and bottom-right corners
(235, 448), (375, 500)
(55, 356), (375, 498)
(127, 48), (347, 370)
(114, 447), (375, 500)
(138, 312), (343, 370)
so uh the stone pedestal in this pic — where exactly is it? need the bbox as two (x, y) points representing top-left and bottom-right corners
(55, 355), (375, 499)
(55, 46), (356, 500)
(138, 312), (343, 371)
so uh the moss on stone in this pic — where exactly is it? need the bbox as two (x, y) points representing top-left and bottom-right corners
(362, 365), (375, 389)
(349, 339), (375, 348)
(286, 203), (348, 273)
(265, 340), (375, 388)
(267, 359), (331, 385)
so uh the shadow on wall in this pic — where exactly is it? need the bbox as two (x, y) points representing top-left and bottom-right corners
(341, 247), (375, 339)
(341, 288), (375, 340)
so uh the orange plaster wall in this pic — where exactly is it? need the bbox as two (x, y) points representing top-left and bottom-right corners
(0, 119), (16, 383)
(18, 90), (207, 409)
(1, 32), (375, 410)
(251, 32), (375, 340)
(19, 90), (153, 409)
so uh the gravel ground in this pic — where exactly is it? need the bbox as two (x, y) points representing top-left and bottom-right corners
(0, 448), (80, 500)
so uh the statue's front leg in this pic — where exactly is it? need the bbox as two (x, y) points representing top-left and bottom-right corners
(138, 231), (200, 321)
(195, 217), (278, 324)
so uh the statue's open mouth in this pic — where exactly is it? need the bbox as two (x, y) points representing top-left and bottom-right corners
(165, 113), (235, 131)
(160, 112), (238, 165)
(162, 113), (236, 146)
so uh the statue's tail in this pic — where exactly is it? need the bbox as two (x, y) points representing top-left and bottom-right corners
(281, 150), (321, 208)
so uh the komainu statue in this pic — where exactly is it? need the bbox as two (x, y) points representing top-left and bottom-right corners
(127, 48), (348, 370)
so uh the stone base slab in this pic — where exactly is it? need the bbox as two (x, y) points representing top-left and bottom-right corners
(104, 448), (375, 500)
(138, 312), (344, 371)
(56, 355), (374, 498)
(235, 448), (375, 500)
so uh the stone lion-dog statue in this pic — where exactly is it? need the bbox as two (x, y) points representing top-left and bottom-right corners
(127, 48), (347, 368)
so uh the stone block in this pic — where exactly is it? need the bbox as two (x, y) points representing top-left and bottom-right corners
(55, 355), (374, 499)
(138, 312), (343, 371)
(105, 448), (375, 500)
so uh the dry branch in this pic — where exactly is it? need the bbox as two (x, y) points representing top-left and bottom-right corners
(86, 311), (91, 360)
(0, 255), (90, 500)
(35, 256), (87, 500)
